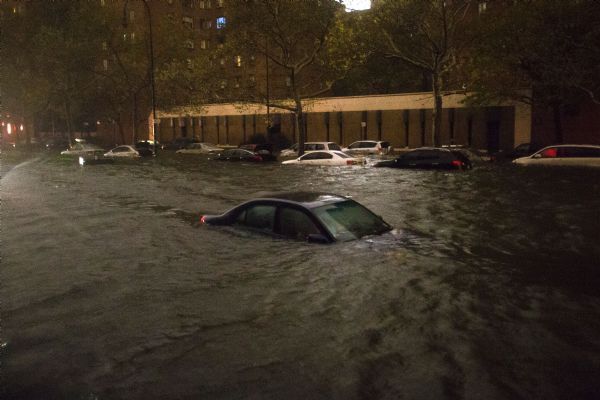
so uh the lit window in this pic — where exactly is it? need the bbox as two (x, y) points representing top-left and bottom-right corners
(102, 41), (108, 50)
(216, 16), (226, 29)
(220, 80), (227, 89)
(478, 2), (487, 13)
(200, 40), (208, 49)
(129, 10), (135, 21)
(103, 59), (109, 70)
(185, 40), (195, 49)
(216, 0), (224, 7)
(183, 16), (193, 29)
(234, 55), (242, 67)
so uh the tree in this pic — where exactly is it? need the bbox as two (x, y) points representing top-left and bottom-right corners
(465, 0), (600, 143)
(225, 0), (348, 155)
(1, 1), (104, 143)
(372, 0), (474, 146)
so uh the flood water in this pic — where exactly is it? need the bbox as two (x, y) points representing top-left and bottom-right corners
(2, 151), (600, 400)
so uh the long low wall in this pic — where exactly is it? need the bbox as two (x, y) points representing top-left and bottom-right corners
(153, 92), (532, 152)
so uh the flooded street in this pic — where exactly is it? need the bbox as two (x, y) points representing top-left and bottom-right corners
(2, 152), (600, 400)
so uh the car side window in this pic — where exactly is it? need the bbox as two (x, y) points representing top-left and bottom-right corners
(278, 207), (320, 240)
(349, 142), (360, 149)
(242, 205), (275, 232)
(301, 152), (331, 160)
(328, 143), (341, 151)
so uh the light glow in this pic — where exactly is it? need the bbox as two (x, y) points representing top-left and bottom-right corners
(343, 0), (370, 11)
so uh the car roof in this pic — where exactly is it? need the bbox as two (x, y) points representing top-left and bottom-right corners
(247, 192), (349, 209)
(537, 144), (600, 149)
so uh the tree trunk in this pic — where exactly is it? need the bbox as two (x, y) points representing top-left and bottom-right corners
(552, 103), (564, 144)
(295, 97), (306, 156)
(431, 71), (443, 147)
(64, 100), (73, 145)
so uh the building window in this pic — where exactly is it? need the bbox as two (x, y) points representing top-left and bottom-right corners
(216, 16), (226, 29)
(102, 41), (108, 50)
(234, 77), (241, 88)
(200, 39), (208, 49)
(183, 16), (193, 29)
(202, 19), (212, 29)
(100, 0), (105, 6)
(478, 1), (487, 14)
(220, 80), (227, 89)
(216, 0), (224, 7)
(185, 39), (195, 49)
(220, 58), (226, 66)
(103, 59), (109, 70)
(234, 55), (242, 67)
(129, 10), (135, 21)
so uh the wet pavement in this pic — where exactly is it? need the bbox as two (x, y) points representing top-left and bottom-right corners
(2, 151), (600, 399)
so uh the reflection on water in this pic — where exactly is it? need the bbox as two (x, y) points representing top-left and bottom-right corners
(2, 153), (600, 399)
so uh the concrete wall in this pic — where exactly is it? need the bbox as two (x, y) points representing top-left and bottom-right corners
(151, 92), (533, 151)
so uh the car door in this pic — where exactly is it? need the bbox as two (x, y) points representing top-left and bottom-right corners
(235, 203), (276, 235)
(275, 206), (323, 240)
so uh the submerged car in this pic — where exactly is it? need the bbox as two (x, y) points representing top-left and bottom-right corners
(104, 145), (153, 158)
(343, 140), (391, 155)
(213, 148), (265, 162)
(239, 143), (277, 161)
(374, 147), (471, 170)
(60, 142), (104, 156)
(176, 142), (223, 154)
(201, 192), (392, 243)
(513, 144), (600, 167)
(279, 142), (343, 157)
(282, 150), (364, 166)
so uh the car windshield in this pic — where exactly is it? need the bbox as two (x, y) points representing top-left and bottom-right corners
(312, 200), (391, 241)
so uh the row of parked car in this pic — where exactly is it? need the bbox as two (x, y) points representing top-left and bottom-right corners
(59, 138), (600, 169)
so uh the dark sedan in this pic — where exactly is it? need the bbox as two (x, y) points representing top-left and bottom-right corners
(213, 148), (265, 162)
(201, 192), (392, 243)
(374, 147), (471, 170)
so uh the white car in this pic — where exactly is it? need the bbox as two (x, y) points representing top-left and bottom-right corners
(104, 145), (147, 158)
(343, 140), (391, 155)
(513, 144), (600, 167)
(280, 142), (343, 157)
(176, 142), (222, 154)
(282, 150), (364, 166)
(60, 143), (104, 156)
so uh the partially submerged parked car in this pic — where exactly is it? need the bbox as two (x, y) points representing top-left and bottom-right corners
(176, 142), (223, 155)
(163, 137), (196, 150)
(60, 142), (104, 156)
(282, 150), (364, 166)
(279, 142), (342, 157)
(201, 192), (392, 243)
(513, 144), (600, 167)
(239, 143), (277, 161)
(374, 147), (472, 170)
(343, 140), (391, 155)
(213, 148), (265, 162)
(491, 142), (544, 162)
(104, 145), (153, 158)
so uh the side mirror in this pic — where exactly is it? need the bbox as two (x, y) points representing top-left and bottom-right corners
(307, 233), (330, 244)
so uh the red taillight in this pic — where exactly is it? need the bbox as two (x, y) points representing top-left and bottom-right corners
(252, 155), (263, 162)
(200, 215), (206, 224)
(346, 160), (355, 165)
(451, 160), (463, 168)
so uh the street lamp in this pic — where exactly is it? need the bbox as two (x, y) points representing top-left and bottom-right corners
(123, 0), (158, 156)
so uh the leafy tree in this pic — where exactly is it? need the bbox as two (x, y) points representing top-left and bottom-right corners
(465, 0), (600, 143)
(372, 0), (474, 146)
(1, 1), (104, 143)
(225, 0), (348, 155)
